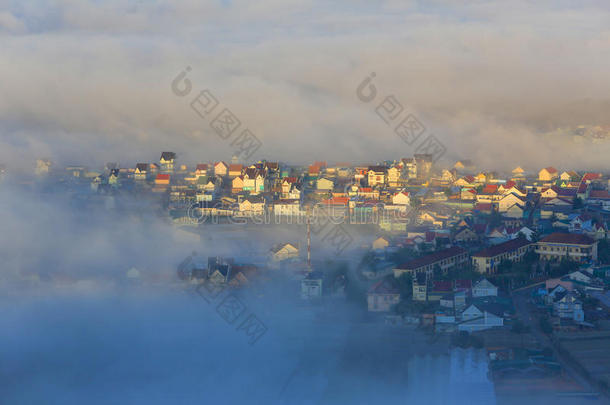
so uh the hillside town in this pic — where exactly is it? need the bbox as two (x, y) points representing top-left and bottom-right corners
(14, 152), (610, 401)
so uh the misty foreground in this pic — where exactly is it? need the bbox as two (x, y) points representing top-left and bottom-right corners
(0, 285), (495, 405)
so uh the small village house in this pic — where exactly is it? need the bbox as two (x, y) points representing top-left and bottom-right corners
(367, 277), (400, 312)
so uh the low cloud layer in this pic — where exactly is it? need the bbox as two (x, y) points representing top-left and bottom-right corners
(1, 0), (609, 171)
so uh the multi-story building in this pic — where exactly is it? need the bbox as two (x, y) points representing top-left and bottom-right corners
(160, 152), (176, 173)
(536, 233), (597, 262)
(367, 166), (387, 187)
(471, 238), (534, 274)
(393, 246), (469, 278)
(412, 273), (427, 301)
(414, 154), (432, 180)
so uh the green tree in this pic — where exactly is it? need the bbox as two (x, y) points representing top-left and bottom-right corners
(497, 259), (512, 274)
(396, 273), (413, 299)
(598, 238), (610, 264)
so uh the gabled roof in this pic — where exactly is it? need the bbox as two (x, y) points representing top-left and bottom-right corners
(270, 243), (298, 254)
(539, 232), (595, 245)
(160, 152), (176, 161)
(396, 246), (467, 270)
(244, 168), (262, 178)
(463, 175), (475, 183)
(321, 197), (349, 206)
(455, 279), (472, 290)
(502, 180), (516, 189)
(368, 277), (400, 295)
(473, 278), (497, 290)
(229, 164), (243, 172)
(196, 163), (208, 171)
(542, 166), (558, 174)
(589, 190), (610, 200)
(368, 165), (387, 173)
(473, 238), (531, 258)
(474, 203), (493, 211)
(136, 163), (148, 171)
(432, 280), (453, 292)
(481, 184), (499, 194)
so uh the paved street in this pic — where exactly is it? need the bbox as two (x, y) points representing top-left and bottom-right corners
(512, 287), (604, 400)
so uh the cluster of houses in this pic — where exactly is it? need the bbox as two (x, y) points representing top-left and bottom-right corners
(29, 154), (610, 335)
(364, 230), (605, 332)
(531, 264), (610, 332)
(37, 155), (610, 244)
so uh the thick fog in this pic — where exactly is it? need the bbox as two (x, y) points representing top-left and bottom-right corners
(0, 180), (497, 404)
(1, 0), (610, 170)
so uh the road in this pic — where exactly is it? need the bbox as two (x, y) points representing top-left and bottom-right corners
(512, 287), (606, 401)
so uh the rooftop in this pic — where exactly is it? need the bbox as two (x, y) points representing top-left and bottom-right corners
(539, 232), (595, 245)
(396, 246), (467, 270)
(473, 238), (532, 258)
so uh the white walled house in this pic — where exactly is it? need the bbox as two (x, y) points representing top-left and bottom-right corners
(472, 279), (498, 297)
(367, 166), (387, 187)
(498, 193), (526, 212)
(316, 178), (334, 191)
(367, 278), (400, 312)
(270, 243), (300, 262)
(458, 305), (504, 333)
(273, 199), (303, 216)
(238, 196), (265, 215)
(392, 191), (411, 205)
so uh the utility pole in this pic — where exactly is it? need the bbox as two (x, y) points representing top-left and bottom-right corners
(307, 215), (311, 271)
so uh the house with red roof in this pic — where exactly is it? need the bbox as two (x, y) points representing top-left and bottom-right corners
(228, 164), (243, 178)
(393, 246), (469, 278)
(454, 175), (476, 187)
(392, 190), (410, 205)
(214, 161), (228, 176)
(321, 196), (349, 206)
(154, 173), (170, 185)
(281, 177), (298, 194)
(195, 164), (208, 177)
(472, 237), (534, 273)
(461, 188), (477, 200)
(308, 165), (321, 177)
(536, 233), (597, 262)
(367, 277), (400, 312)
(474, 202), (494, 214)
(538, 167), (558, 182)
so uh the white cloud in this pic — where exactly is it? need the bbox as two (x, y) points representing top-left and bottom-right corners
(0, 0), (609, 170)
